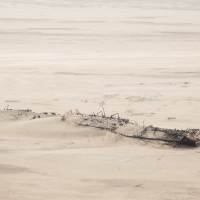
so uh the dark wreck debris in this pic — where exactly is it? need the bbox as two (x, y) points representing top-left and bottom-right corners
(178, 136), (196, 147)
(4, 105), (13, 111)
(119, 133), (196, 147)
(61, 110), (73, 121)
(125, 125), (198, 147)
(75, 109), (81, 115)
(100, 105), (106, 117)
(110, 113), (120, 119)
(1, 107), (59, 120)
(31, 111), (59, 120)
(61, 109), (200, 147)
(18, 109), (32, 112)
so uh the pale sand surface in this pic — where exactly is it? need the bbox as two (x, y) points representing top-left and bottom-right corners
(0, 0), (200, 199)
(0, 0), (200, 129)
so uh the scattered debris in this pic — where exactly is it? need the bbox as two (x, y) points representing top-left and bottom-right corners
(1, 106), (59, 120)
(4, 105), (12, 110)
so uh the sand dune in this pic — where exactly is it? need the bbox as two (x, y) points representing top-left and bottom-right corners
(0, 110), (128, 145)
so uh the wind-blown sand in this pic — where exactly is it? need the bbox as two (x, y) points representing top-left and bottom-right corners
(0, 0), (200, 199)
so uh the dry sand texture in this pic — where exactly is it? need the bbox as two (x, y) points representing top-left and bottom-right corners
(0, 0), (200, 128)
(1, 110), (200, 200)
(0, 0), (200, 199)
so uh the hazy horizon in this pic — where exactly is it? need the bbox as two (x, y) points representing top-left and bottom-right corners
(0, 0), (200, 72)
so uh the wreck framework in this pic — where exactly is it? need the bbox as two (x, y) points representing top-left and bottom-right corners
(61, 108), (199, 147)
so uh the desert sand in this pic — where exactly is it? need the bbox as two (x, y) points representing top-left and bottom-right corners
(0, 0), (200, 199)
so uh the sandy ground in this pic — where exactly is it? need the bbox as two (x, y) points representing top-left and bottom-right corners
(0, 0), (200, 199)
(0, 111), (200, 200)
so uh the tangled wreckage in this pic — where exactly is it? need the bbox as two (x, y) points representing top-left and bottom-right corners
(2, 105), (200, 147)
(61, 108), (200, 147)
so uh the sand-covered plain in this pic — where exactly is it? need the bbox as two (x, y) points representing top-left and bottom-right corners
(0, 0), (200, 199)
